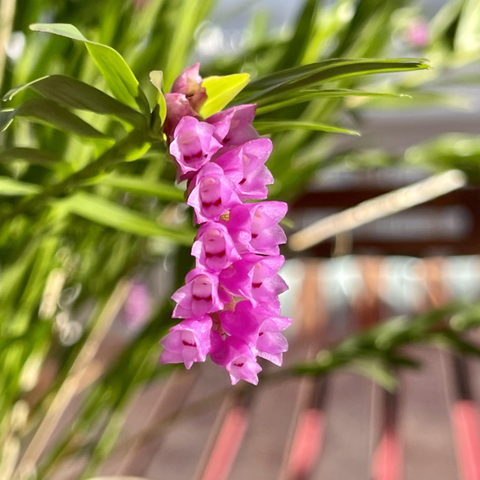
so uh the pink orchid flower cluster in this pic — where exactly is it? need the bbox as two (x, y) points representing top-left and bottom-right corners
(159, 65), (291, 385)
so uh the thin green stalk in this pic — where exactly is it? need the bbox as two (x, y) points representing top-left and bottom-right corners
(13, 279), (132, 480)
(0, 0), (17, 92)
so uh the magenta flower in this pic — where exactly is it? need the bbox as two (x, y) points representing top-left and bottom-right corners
(219, 253), (287, 310)
(221, 201), (288, 255)
(192, 222), (241, 273)
(187, 163), (241, 223)
(220, 301), (291, 366)
(169, 117), (222, 181)
(160, 64), (290, 385)
(207, 104), (259, 148)
(210, 335), (262, 385)
(163, 94), (199, 141)
(171, 268), (229, 318)
(215, 138), (274, 200)
(171, 63), (207, 112)
(160, 316), (213, 369)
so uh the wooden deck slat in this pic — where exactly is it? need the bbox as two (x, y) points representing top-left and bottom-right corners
(401, 347), (459, 480)
(313, 373), (375, 479)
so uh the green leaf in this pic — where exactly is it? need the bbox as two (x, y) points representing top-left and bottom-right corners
(236, 58), (430, 104)
(350, 359), (398, 391)
(29, 24), (148, 113)
(200, 73), (250, 118)
(255, 88), (408, 115)
(240, 59), (345, 91)
(0, 177), (41, 195)
(0, 148), (60, 166)
(58, 192), (194, 244)
(95, 175), (185, 202)
(0, 98), (110, 138)
(253, 120), (359, 136)
(4, 75), (146, 129)
(275, 0), (320, 71)
(149, 71), (167, 127)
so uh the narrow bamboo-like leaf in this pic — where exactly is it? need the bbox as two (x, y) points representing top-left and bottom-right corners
(4, 75), (146, 129)
(30, 24), (148, 113)
(0, 98), (109, 138)
(96, 175), (185, 202)
(240, 59), (345, 91)
(149, 71), (167, 126)
(200, 73), (250, 118)
(275, 0), (320, 71)
(58, 192), (194, 244)
(0, 109), (16, 130)
(254, 120), (359, 136)
(350, 360), (398, 391)
(236, 58), (429, 104)
(0, 177), (41, 195)
(256, 88), (408, 114)
(0, 148), (60, 165)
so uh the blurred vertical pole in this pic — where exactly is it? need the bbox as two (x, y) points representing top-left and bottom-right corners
(354, 257), (403, 480)
(0, 0), (16, 92)
(424, 258), (480, 480)
(280, 259), (327, 480)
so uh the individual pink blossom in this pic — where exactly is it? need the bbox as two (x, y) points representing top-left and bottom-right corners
(210, 334), (262, 385)
(219, 253), (287, 310)
(169, 117), (222, 181)
(220, 301), (291, 366)
(187, 163), (241, 223)
(171, 63), (208, 112)
(207, 105), (259, 149)
(160, 316), (213, 369)
(221, 201), (288, 255)
(163, 93), (199, 141)
(192, 222), (241, 273)
(172, 268), (230, 318)
(215, 138), (274, 200)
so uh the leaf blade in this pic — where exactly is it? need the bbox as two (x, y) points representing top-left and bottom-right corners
(58, 192), (194, 244)
(0, 177), (41, 195)
(29, 23), (147, 112)
(200, 73), (250, 118)
(96, 175), (185, 202)
(253, 120), (360, 136)
(1, 98), (110, 138)
(4, 75), (146, 129)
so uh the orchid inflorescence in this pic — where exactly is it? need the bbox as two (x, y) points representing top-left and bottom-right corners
(159, 65), (291, 385)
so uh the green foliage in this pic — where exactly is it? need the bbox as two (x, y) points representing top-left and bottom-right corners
(30, 23), (149, 113)
(200, 73), (251, 118)
(0, 0), (479, 478)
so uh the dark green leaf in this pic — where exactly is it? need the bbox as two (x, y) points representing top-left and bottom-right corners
(254, 120), (359, 136)
(0, 98), (110, 138)
(95, 175), (185, 202)
(236, 58), (430, 104)
(30, 24), (149, 113)
(256, 88), (408, 114)
(4, 75), (146, 129)
(57, 192), (194, 244)
(0, 148), (60, 166)
(275, 0), (320, 71)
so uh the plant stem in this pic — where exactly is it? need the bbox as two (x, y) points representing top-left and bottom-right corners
(12, 279), (131, 480)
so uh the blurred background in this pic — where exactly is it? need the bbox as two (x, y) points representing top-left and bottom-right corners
(1, 0), (480, 479)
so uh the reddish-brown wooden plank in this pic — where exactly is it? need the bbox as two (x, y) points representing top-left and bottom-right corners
(313, 373), (376, 479)
(400, 347), (458, 480)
